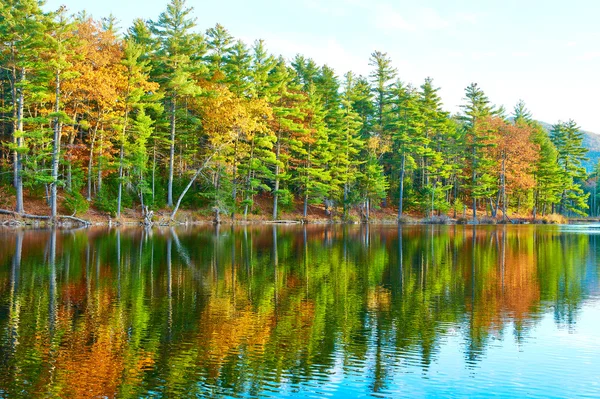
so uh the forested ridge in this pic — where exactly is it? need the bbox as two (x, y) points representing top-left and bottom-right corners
(1, 0), (597, 223)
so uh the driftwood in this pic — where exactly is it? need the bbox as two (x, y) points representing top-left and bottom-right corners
(0, 209), (91, 226)
(142, 206), (154, 227)
(213, 207), (221, 225)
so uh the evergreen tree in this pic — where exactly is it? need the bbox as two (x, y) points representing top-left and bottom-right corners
(459, 83), (496, 221)
(291, 55), (319, 90)
(0, 0), (48, 213)
(531, 123), (562, 218)
(267, 58), (307, 219)
(369, 51), (396, 137)
(250, 39), (276, 99)
(205, 23), (233, 80)
(223, 40), (252, 98)
(346, 73), (374, 137)
(329, 73), (364, 219)
(116, 39), (160, 218)
(389, 81), (421, 218)
(46, 6), (75, 220)
(550, 120), (589, 215)
(294, 85), (331, 218)
(150, 0), (204, 207)
(513, 99), (533, 125)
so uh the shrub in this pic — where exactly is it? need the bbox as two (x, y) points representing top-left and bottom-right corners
(539, 213), (567, 224)
(64, 190), (89, 215)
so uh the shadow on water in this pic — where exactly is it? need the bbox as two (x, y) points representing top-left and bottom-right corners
(0, 225), (599, 398)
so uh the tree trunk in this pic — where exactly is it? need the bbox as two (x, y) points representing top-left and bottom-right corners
(231, 135), (239, 222)
(501, 156), (507, 221)
(86, 124), (99, 201)
(66, 128), (76, 192)
(97, 129), (103, 194)
(139, 169), (145, 213)
(472, 146), (477, 222)
(303, 194), (308, 219)
(11, 61), (17, 190)
(397, 153), (405, 220)
(170, 152), (217, 221)
(14, 68), (25, 214)
(117, 106), (129, 219)
(532, 190), (538, 220)
(272, 137), (281, 220)
(50, 70), (62, 221)
(243, 139), (255, 220)
(152, 143), (156, 206)
(343, 182), (348, 221)
(431, 183), (435, 218)
(167, 96), (176, 208)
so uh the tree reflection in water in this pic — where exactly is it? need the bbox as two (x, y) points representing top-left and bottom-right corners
(0, 225), (598, 398)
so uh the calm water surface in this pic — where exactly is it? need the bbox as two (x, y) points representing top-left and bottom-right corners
(1, 225), (599, 398)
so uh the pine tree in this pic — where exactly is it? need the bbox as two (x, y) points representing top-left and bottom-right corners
(532, 126), (562, 217)
(266, 58), (307, 219)
(205, 23), (233, 80)
(127, 19), (157, 60)
(250, 39), (276, 99)
(150, 0), (204, 207)
(551, 120), (589, 215)
(459, 83), (496, 221)
(116, 39), (160, 218)
(0, 0), (47, 213)
(388, 81), (421, 218)
(346, 74), (374, 137)
(418, 78), (452, 216)
(513, 99), (533, 125)
(294, 85), (331, 218)
(358, 143), (388, 222)
(369, 51), (396, 138)
(291, 55), (319, 90)
(128, 108), (155, 210)
(329, 73), (365, 219)
(223, 40), (252, 98)
(46, 6), (75, 220)
(314, 65), (341, 121)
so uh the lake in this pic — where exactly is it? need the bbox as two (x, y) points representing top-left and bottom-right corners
(0, 225), (599, 398)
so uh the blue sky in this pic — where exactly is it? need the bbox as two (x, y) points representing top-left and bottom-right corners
(44, 0), (600, 131)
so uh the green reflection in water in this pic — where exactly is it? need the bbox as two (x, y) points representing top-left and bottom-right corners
(0, 225), (598, 398)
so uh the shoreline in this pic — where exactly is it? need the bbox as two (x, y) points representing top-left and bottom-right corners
(0, 217), (578, 229)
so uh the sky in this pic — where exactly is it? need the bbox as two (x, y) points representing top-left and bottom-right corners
(43, 0), (600, 132)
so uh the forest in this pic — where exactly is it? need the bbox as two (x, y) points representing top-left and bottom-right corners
(1, 0), (597, 224)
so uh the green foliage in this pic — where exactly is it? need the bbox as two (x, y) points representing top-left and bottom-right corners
(64, 189), (89, 215)
(94, 175), (134, 216)
(0, 4), (591, 221)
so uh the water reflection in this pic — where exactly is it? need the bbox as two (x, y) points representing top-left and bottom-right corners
(0, 225), (599, 398)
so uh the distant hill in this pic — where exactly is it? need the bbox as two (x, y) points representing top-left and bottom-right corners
(538, 121), (600, 172)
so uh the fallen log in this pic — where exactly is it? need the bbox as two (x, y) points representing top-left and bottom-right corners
(264, 220), (301, 225)
(0, 209), (91, 226)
